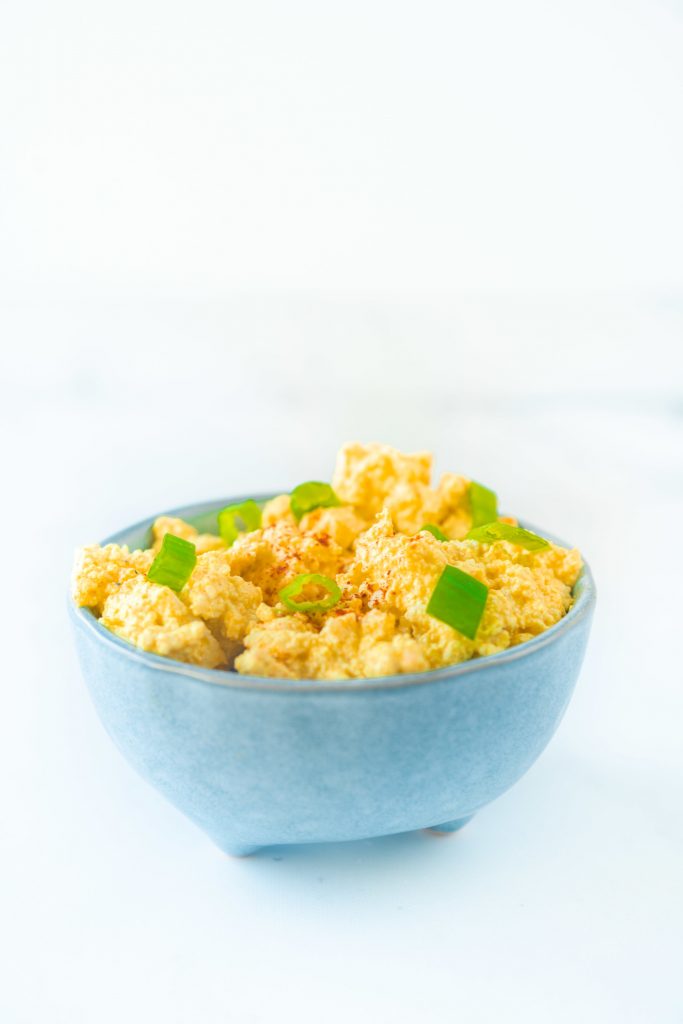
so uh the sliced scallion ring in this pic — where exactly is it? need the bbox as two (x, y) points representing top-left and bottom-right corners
(290, 481), (340, 521)
(217, 500), (262, 547)
(279, 573), (342, 613)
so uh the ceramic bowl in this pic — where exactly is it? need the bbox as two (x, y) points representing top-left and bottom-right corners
(69, 496), (595, 856)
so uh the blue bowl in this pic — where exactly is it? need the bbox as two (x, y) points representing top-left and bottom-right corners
(69, 496), (596, 856)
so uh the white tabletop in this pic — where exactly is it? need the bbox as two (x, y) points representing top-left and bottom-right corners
(1, 295), (681, 1024)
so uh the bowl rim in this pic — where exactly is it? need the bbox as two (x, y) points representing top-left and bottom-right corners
(69, 494), (596, 694)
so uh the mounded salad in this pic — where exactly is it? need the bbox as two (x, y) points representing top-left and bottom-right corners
(71, 443), (582, 680)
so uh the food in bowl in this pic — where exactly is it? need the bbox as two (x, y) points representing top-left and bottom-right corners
(71, 442), (582, 681)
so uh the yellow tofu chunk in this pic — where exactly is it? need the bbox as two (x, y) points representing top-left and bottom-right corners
(101, 575), (225, 668)
(181, 550), (265, 663)
(71, 544), (153, 614)
(236, 609), (430, 680)
(226, 522), (347, 604)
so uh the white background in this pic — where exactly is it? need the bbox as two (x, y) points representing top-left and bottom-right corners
(1, 2), (682, 1022)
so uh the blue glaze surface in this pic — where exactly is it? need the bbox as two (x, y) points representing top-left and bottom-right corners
(69, 497), (596, 856)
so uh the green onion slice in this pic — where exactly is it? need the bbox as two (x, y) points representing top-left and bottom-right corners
(279, 573), (342, 613)
(290, 481), (340, 521)
(420, 523), (449, 542)
(426, 565), (488, 640)
(217, 500), (262, 546)
(147, 533), (197, 592)
(466, 522), (550, 551)
(469, 481), (498, 528)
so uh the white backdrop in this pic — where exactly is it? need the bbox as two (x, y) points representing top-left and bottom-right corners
(1, 0), (682, 297)
(1, 2), (682, 1022)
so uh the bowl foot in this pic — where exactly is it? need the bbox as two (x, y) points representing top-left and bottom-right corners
(222, 842), (261, 857)
(425, 814), (474, 836)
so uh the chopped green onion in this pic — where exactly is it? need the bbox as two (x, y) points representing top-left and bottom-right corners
(147, 534), (197, 592)
(290, 481), (340, 521)
(421, 523), (449, 542)
(426, 565), (488, 640)
(279, 573), (342, 613)
(469, 480), (498, 528)
(466, 521), (550, 551)
(217, 500), (262, 546)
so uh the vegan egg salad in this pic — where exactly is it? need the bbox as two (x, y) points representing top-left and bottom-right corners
(72, 443), (582, 680)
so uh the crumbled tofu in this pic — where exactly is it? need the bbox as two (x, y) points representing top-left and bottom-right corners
(261, 494), (296, 529)
(181, 550), (264, 663)
(72, 441), (584, 680)
(226, 522), (348, 603)
(299, 505), (368, 549)
(339, 509), (581, 669)
(71, 544), (153, 614)
(332, 442), (438, 533)
(434, 473), (473, 539)
(101, 575), (225, 668)
(236, 609), (430, 680)
(263, 493), (367, 549)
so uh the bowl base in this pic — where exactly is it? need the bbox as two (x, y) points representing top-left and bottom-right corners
(221, 816), (476, 856)
(223, 843), (261, 857)
(424, 814), (474, 836)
